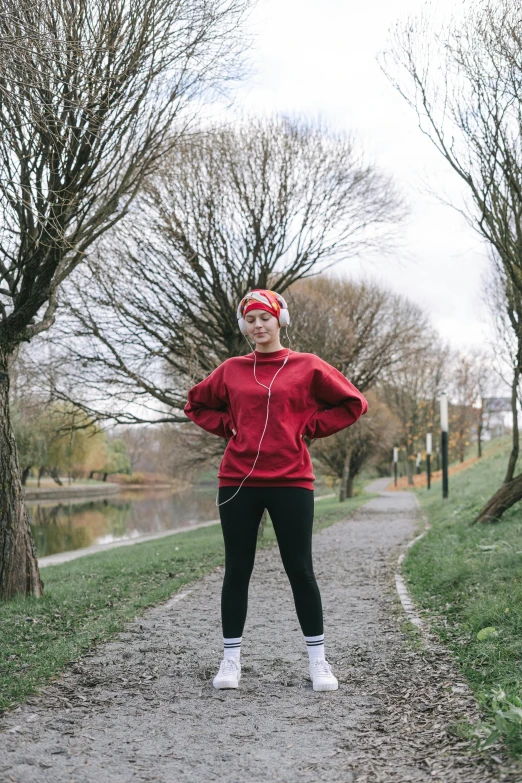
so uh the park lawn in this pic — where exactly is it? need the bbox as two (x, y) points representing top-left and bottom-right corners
(403, 438), (522, 758)
(0, 485), (375, 712)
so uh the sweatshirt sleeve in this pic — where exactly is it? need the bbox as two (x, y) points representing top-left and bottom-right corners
(304, 364), (368, 440)
(184, 364), (235, 439)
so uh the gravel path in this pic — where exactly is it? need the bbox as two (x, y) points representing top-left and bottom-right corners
(1, 487), (520, 782)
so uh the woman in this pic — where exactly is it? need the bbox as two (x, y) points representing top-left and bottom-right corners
(184, 289), (368, 691)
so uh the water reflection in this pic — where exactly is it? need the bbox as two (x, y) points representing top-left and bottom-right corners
(27, 486), (219, 557)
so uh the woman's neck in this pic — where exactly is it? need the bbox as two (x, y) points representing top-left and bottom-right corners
(254, 337), (283, 354)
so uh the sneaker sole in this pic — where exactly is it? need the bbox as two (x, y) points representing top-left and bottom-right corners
(213, 674), (241, 690)
(312, 681), (338, 692)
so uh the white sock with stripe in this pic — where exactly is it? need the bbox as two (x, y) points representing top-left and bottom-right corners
(223, 636), (242, 660)
(305, 633), (325, 661)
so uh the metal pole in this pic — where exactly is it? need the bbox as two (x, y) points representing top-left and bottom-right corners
(393, 446), (398, 487)
(478, 397), (483, 459)
(416, 452), (421, 475)
(426, 432), (432, 490)
(440, 392), (449, 499)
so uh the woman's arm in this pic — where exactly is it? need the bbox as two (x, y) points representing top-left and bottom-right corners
(184, 365), (235, 439)
(304, 365), (368, 440)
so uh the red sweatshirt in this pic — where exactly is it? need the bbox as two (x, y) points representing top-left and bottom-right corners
(184, 348), (368, 490)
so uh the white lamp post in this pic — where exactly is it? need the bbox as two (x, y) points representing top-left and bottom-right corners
(440, 391), (449, 498)
(426, 432), (432, 490)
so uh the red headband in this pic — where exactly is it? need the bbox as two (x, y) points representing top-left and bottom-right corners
(242, 289), (282, 320)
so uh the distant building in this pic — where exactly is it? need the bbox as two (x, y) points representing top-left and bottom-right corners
(482, 397), (515, 439)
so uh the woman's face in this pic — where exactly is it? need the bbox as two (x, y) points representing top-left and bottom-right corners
(244, 308), (280, 345)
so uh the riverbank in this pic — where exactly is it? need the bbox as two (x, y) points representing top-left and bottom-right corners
(24, 481), (121, 501)
(37, 518), (221, 567)
(403, 438), (522, 758)
(0, 489), (374, 713)
(23, 474), (188, 502)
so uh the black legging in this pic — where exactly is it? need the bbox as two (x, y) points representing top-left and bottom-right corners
(217, 486), (324, 638)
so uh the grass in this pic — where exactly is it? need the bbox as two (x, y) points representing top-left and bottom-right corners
(0, 483), (374, 712)
(403, 436), (522, 757)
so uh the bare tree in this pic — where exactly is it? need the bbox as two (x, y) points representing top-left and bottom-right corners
(473, 352), (498, 459)
(166, 423), (227, 482)
(447, 347), (496, 461)
(286, 275), (431, 389)
(44, 116), (406, 423)
(112, 425), (155, 474)
(381, 0), (522, 520)
(0, 0), (252, 598)
(311, 390), (399, 501)
(379, 340), (450, 486)
(449, 351), (480, 462)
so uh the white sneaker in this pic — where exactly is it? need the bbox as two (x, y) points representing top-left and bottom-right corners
(213, 657), (241, 689)
(310, 659), (338, 691)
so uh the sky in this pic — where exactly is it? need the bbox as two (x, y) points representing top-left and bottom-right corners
(225, 0), (494, 356)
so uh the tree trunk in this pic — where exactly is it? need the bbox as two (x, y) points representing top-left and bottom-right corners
(49, 469), (63, 486)
(21, 466), (31, 486)
(339, 451), (351, 501)
(407, 452), (414, 485)
(0, 352), (44, 599)
(504, 364), (520, 483)
(477, 410), (483, 459)
(345, 472), (354, 499)
(472, 472), (522, 523)
(473, 365), (521, 523)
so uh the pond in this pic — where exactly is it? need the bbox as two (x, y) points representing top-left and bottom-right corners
(27, 486), (220, 558)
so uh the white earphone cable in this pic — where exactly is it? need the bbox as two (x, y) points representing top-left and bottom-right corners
(215, 327), (291, 508)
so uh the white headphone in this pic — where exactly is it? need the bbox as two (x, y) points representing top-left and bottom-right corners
(236, 290), (290, 335)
